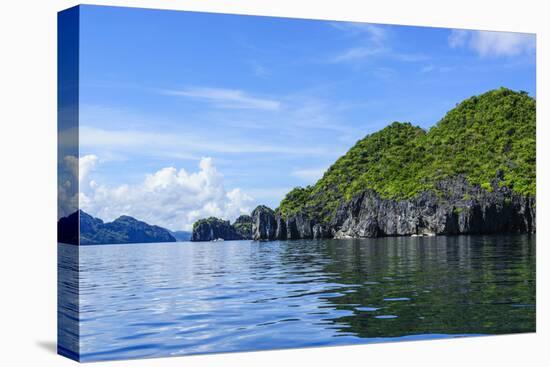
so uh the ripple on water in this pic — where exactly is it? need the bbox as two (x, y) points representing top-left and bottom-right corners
(63, 235), (535, 361)
(129, 321), (178, 327)
(356, 307), (381, 312)
(116, 332), (157, 341)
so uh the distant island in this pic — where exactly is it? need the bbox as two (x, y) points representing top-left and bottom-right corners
(58, 210), (177, 245)
(191, 88), (536, 241)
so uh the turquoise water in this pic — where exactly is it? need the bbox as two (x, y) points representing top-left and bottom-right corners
(58, 235), (535, 361)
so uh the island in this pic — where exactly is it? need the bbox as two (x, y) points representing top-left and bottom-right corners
(191, 88), (536, 241)
(191, 215), (253, 241)
(58, 210), (176, 245)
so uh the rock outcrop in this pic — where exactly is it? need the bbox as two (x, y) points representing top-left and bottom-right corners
(250, 207), (328, 241)
(233, 215), (253, 239)
(191, 217), (247, 241)
(275, 216), (287, 240)
(286, 213), (314, 239)
(251, 205), (277, 240)
(331, 176), (535, 238)
(219, 176), (535, 242)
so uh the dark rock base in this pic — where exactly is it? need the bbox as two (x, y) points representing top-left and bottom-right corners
(251, 177), (535, 241)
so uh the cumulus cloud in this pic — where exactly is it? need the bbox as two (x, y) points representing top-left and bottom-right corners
(449, 29), (535, 57)
(79, 157), (253, 231)
(58, 155), (83, 219)
(78, 154), (98, 185)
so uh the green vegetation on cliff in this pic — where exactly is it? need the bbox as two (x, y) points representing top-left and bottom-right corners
(233, 215), (253, 238)
(192, 217), (225, 231)
(278, 88), (536, 222)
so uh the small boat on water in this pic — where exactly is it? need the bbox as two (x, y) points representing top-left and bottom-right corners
(212, 238), (225, 242)
(411, 232), (436, 237)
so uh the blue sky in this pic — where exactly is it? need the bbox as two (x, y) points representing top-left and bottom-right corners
(74, 5), (536, 230)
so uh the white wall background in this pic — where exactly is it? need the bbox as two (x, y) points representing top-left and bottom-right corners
(0, 0), (548, 366)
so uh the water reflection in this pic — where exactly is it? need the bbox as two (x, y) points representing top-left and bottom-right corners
(58, 235), (535, 361)
(311, 236), (535, 337)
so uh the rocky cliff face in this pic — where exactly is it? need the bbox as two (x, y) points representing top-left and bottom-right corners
(331, 176), (535, 238)
(248, 177), (535, 241)
(233, 215), (253, 239)
(251, 206), (277, 240)
(191, 217), (248, 241)
(250, 206), (320, 241)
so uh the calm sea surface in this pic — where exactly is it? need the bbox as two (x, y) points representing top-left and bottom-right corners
(58, 235), (535, 361)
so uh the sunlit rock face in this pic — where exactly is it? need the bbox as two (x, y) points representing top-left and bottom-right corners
(332, 176), (535, 239)
(251, 176), (535, 241)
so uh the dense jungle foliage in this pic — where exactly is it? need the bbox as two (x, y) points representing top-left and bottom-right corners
(278, 88), (536, 223)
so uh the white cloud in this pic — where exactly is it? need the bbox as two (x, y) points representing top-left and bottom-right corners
(58, 154), (99, 219)
(392, 53), (430, 62)
(80, 126), (176, 148)
(78, 93), (359, 164)
(79, 156), (254, 231)
(420, 64), (455, 74)
(330, 46), (385, 63)
(449, 30), (535, 57)
(78, 154), (98, 185)
(58, 156), (78, 219)
(162, 87), (281, 111)
(331, 22), (388, 45)
(62, 155), (79, 184)
(448, 30), (469, 49)
(79, 126), (330, 157)
(328, 22), (388, 63)
(329, 22), (428, 64)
